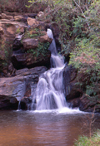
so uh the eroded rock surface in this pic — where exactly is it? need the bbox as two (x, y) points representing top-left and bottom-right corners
(0, 66), (47, 110)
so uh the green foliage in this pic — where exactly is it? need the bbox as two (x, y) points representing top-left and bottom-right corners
(23, 28), (45, 39)
(74, 130), (100, 146)
(27, 42), (50, 57)
(68, 1), (100, 97)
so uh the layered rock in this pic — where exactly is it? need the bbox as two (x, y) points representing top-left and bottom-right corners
(0, 11), (52, 75)
(0, 18), (27, 75)
(0, 66), (47, 110)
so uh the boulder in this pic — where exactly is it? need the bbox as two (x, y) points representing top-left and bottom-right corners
(39, 34), (52, 43)
(0, 66), (47, 110)
(22, 38), (38, 50)
(11, 50), (51, 69)
(0, 95), (18, 110)
(20, 97), (32, 110)
(27, 17), (39, 26)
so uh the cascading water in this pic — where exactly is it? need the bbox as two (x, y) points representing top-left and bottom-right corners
(32, 29), (68, 110)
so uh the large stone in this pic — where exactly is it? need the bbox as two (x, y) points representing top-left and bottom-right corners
(22, 38), (38, 50)
(0, 95), (18, 110)
(11, 50), (51, 69)
(0, 66), (47, 110)
(27, 17), (39, 26)
(39, 34), (52, 43)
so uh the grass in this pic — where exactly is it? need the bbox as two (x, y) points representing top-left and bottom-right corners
(74, 130), (100, 146)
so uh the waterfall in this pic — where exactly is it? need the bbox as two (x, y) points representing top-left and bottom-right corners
(32, 29), (67, 110)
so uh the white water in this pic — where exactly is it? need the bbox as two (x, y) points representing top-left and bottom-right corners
(32, 29), (80, 113)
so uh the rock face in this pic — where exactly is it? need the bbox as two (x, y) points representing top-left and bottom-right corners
(22, 38), (38, 50)
(63, 64), (83, 109)
(0, 11), (52, 75)
(0, 18), (27, 75)
(11, 22), (52, 70)
(0, 66), (47, 110)
(27, 17), (39, 26)
(79, 94), (100, 113)
(63, 64), (100, 113)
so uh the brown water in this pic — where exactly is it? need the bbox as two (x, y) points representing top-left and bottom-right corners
(0, 110), (100, 146)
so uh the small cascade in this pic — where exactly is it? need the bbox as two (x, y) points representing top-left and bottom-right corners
(32, 29), (67, 110)
(17, 101), (21, 110)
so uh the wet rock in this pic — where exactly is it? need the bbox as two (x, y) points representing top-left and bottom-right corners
(0, 66), (47, 110)
(7, 63), (16, 76)
(11, 44), (51, 69)
(20, 97), (32, 110)
(66, 87), (83, 100)
(63, 64), (80, 98)
(63, 65), (71, 97)
(68, 98), (80, 108)
(11, 53), (26, 69)
(0, 95), (18, 110)
(15, 66), (47, 76)
(50, 23), (61, 52)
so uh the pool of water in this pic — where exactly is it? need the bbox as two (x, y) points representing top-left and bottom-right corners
(0, 109), (100, 146)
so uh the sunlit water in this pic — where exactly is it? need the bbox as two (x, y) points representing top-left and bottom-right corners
(0, 110), (100, 146)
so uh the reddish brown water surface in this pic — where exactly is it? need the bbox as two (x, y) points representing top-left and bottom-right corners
(0, 110), (100, 146)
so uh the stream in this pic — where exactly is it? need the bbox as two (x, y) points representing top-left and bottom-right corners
(0, 110), (100, 146)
